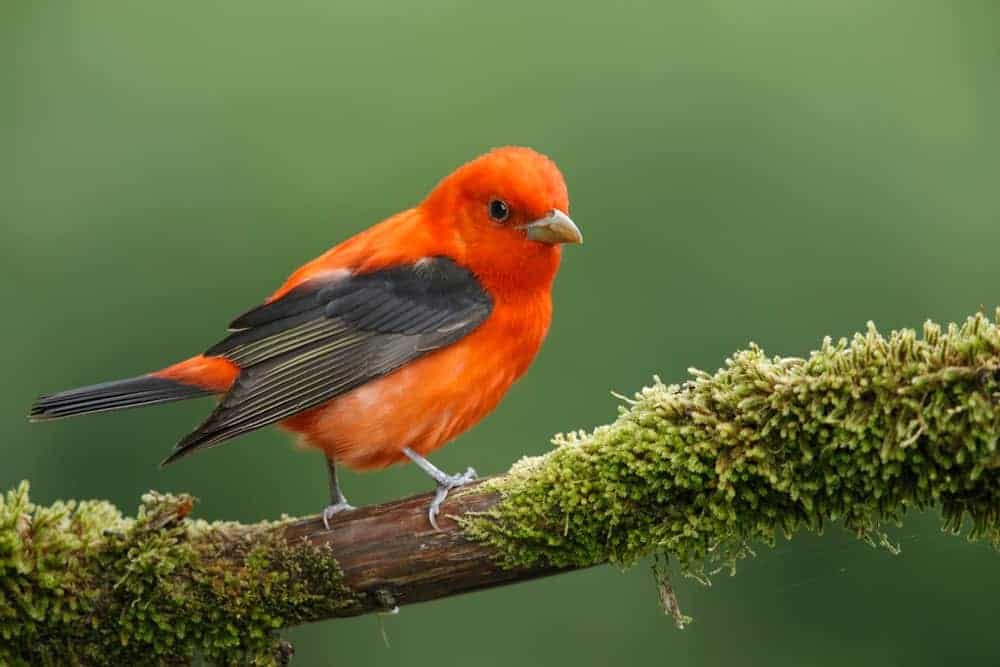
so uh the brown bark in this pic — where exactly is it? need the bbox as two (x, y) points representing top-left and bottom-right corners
(281, 479), (570, 616)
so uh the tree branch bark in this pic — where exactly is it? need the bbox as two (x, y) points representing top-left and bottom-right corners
(5, 310), (1000, 665)
(281, 479), (572, 617)
(2, 477), (573, 666)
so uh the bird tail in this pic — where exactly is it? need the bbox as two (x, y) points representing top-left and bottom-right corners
(28, 375), (213, 421)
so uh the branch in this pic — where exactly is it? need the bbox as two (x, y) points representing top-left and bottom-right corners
(4, 311), (1000, 665)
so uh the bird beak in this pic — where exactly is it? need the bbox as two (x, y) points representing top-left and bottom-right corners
(520, 210), (583, 245)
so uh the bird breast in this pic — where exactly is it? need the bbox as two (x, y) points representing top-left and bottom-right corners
(281, 293), (552, 470)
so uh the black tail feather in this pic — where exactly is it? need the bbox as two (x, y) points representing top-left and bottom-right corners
(29, 375), (211, 421)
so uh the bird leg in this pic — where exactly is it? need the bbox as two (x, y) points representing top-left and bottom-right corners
(402, 447), (477, 530)
(322, 456), (355, 529)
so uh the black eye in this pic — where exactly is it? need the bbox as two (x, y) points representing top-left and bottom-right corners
(488, 199), (510, 222)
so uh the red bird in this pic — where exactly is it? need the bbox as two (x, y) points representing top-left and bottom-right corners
(30, 146), (581, 528)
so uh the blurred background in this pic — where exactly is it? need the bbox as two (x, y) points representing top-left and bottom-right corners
(4, 1), (1000, 664)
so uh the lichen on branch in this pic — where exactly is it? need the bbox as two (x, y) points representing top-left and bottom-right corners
(465, 310), (1000, 577)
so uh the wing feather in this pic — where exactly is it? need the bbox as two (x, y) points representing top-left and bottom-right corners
(162, 257), (492, 464)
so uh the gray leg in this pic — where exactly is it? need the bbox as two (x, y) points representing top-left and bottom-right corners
(402, 447), (477, 530)
(322, 456), (355, 529)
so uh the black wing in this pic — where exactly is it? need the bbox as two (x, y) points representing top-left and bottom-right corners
(162, 257), (492, 464)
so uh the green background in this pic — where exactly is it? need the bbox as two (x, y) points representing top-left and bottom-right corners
(4, 2), (1000, 664)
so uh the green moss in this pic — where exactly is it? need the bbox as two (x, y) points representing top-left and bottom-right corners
(465, 310), (1000, 581)
(1, 485), (357, 665)
(8, 311), (1000, 660)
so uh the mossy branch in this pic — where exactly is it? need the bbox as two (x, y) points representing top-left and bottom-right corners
(4, 311), (1000, 665)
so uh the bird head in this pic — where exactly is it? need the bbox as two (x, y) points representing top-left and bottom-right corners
(421, 146), (581, 292)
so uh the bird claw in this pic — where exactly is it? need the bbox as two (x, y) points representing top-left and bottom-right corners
(427, 467), (477, 530)
(322, 501), (355, 530)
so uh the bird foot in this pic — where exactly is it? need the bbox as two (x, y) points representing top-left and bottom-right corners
(428, 467), (477, 530)
(322, 501), (356, 529)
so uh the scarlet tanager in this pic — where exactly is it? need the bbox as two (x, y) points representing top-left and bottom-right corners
(30, 146), (582, 528)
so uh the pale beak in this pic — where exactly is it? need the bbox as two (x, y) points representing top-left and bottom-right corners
(520, 209), (583, 245)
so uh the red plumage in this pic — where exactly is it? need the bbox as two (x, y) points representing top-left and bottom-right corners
(31, 146), (582, 525)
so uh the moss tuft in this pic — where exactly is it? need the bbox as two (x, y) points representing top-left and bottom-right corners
(8, 310), (1000, 660)
(465, 310), (1000, 580)
(1, 484), (357, 665)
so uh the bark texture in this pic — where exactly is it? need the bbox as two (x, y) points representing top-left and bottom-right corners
(5, 310), (1000, 665)
(281, 481), (570, 616)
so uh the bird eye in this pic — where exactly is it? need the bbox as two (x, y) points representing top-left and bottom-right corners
(488, 199), (510, 222)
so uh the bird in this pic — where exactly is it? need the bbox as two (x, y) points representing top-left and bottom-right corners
(28, 146), (582, 529)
